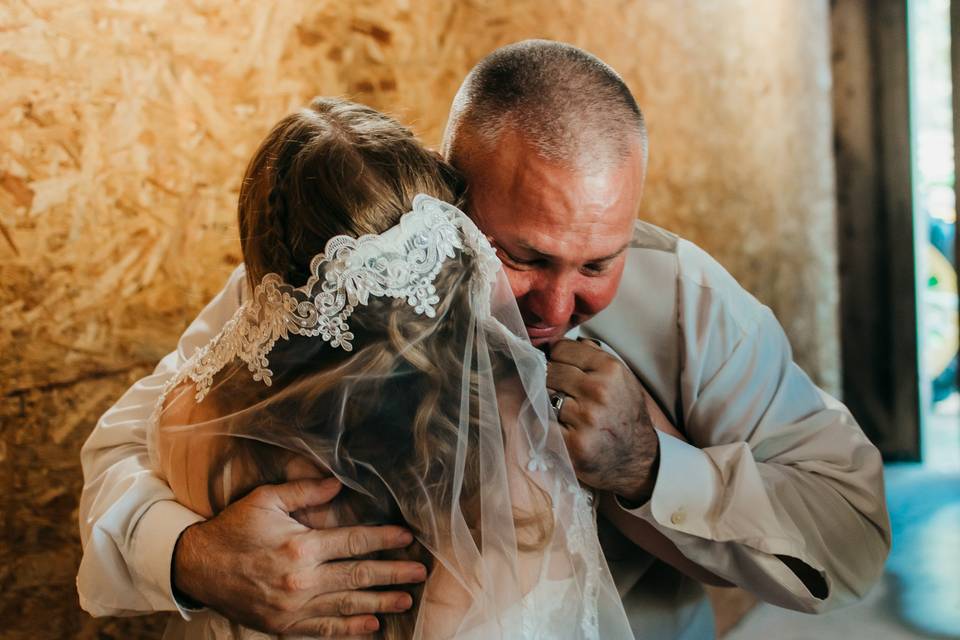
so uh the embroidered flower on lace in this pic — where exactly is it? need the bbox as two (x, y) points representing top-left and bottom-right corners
(166, 195), (500, 403)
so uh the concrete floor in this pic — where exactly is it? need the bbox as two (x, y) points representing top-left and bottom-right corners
(727, 403), (960, 640)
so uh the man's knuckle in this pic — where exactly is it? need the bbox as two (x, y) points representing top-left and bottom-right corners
(595, 386), (610, 404)
(350, 561), (373, 588)
(586, 382), (605, 403)
(290, 483), (309, 506)
(346, 529), (369, 557)
(577, 405), (597, 427)
(282, 571), (303, 593)
(250, 484), (274, 501)
(599, 356), (618, 372)
(336, 593), (357, 616)
(283, 538), (307, 562)
(313, 619), (338, 637)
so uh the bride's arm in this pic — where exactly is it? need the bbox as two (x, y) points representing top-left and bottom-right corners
(77, 265), (247, 617)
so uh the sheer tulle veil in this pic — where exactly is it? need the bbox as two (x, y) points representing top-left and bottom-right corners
(150, 195), (633, 639)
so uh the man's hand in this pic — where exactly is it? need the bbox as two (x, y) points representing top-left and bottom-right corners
(547, 338), (663, 503)
(173, 477), (427, 637)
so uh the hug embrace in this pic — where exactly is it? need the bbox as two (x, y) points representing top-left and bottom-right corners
(77, 40), (891, 639)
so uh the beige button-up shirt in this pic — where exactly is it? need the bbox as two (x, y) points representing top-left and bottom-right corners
(577, 221), (890, 637)
(77, 221), (891, 638)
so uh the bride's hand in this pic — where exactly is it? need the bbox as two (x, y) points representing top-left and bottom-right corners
(172, 477), (427, 637)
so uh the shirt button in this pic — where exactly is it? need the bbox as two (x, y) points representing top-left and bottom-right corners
(670, 508), (687, 526)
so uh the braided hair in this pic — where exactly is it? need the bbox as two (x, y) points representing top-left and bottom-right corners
(238, 97), (465, 289)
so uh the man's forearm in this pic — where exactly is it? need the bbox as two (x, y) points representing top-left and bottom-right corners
(77, 356), (207, 616)
(77, 265), (248, 616)
(621, 423), (890, 613)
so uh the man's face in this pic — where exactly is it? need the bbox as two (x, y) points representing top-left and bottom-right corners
(463, 132), (644, 347)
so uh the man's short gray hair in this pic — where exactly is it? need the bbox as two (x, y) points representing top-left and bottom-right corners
(442, 40), (648, 169)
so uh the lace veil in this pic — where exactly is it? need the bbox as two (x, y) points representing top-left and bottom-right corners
(150, 195), (633, 639)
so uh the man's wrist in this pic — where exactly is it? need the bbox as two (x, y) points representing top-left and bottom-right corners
(172, 522), (206, 610)
(617, 438), (660, 505)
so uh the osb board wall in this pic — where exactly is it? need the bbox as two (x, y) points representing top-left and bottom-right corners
(0, 1), (835, 637)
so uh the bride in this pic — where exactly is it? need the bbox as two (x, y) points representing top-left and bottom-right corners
(149, 97), (634, 639)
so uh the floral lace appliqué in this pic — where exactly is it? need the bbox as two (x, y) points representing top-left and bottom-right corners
(165, 194), (499, 403)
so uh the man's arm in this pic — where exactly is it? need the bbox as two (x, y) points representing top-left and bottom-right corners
(552, 242), (891, 613)
(623, 302), (891, 612)
(77, 265), (426, 636)
(77, 267), (247, 616)
(548, 339), (731, 587)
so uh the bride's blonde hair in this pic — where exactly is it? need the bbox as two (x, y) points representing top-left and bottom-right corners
(206, 97), (550, 639)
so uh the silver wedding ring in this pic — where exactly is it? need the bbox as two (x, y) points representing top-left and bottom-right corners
(550, 391), (566, 416)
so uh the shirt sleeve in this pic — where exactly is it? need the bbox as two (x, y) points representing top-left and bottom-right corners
(617, 243), (891, 614)
(76, 265), (247, 617)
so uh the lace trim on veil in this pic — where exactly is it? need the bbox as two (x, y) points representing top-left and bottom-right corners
(165, 195), (500, 403)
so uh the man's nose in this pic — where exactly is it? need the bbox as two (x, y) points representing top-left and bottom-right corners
(528, 273), (576, 327)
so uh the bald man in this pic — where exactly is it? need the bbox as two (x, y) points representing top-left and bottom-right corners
(78, 41), (890, 639)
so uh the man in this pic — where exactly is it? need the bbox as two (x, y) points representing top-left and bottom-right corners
(78, 40), (890, 638)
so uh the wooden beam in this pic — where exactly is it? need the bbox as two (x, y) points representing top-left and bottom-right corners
(832, 0), (920, 459)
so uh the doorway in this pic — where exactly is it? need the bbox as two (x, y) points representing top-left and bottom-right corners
(911, 0), (960, 470)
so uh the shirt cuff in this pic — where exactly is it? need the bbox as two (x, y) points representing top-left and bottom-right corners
(618, 431), (720, 540)
(128, 498), (206, 619)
